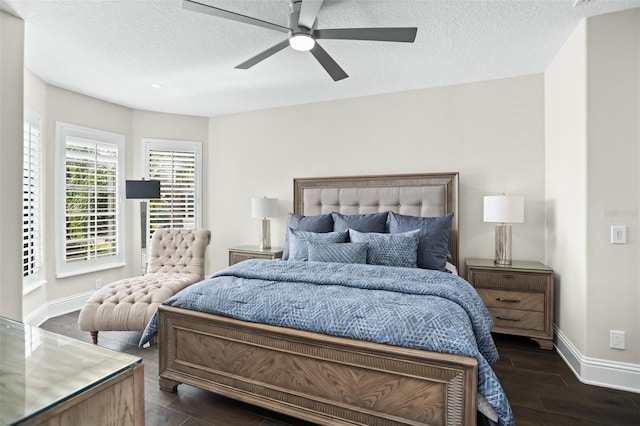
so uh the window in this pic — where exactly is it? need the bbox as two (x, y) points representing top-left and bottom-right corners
(144, 139), (202, 238)
(23, 109), (43, 290)
(55, 122), (125, 277)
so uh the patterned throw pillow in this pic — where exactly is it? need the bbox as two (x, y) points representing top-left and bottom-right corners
(308, 242), (368, 264)
(288, 229), (349, 261)
(348, 229), (420, 268)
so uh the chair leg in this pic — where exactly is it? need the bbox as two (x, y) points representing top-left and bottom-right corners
(90, 331), (98, 345)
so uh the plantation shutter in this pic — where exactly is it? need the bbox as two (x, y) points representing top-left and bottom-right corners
(147, 148), (197, 233)
(64, 137), (119, 262)
(23, 112), (42, 284)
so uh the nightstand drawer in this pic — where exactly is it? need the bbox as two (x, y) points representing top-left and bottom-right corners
(471, 271), (548, 291)
(476, 288), (544, 312)
(489, 307), (545, 331)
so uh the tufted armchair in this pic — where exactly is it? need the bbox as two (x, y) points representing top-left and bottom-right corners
(78, 228), (211, 344)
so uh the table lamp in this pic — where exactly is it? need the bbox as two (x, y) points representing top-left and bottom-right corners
(483, 195), (524, 265)
(251, 197), (278, 249)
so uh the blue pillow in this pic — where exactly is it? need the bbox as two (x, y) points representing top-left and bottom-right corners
(332, 211), (389, 233)
(388, 212), (453, 272)
(348, 229), (420, 268)
(283, 213), (334, 260)
(308, 242), (368, 264)
(288, 229), (349, 261)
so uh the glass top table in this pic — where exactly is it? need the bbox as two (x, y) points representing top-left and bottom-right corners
(0, 316), (142, 425)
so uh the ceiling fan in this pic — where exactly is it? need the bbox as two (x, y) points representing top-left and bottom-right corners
(182, 0), (418, 81)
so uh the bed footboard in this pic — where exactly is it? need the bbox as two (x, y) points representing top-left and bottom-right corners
(158, 305), (477, 426)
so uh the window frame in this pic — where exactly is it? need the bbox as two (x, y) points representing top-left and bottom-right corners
(23, 108), (45, 293)
(55, 121), (126, 278)
(143, 138), (202, 239)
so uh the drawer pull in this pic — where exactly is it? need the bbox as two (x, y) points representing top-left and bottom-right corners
(502, 274), (516, 279)
(496, 315), (521, 322)
(495, 297), (521, 303)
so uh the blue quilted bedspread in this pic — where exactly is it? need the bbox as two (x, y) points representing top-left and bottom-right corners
(141, 259), (513, 426)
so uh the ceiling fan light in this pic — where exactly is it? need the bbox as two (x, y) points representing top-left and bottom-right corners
(289, 33), (315, 51)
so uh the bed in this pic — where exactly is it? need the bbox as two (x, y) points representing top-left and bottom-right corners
(143, 172), (513, 426)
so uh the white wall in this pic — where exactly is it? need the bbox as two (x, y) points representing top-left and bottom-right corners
(207, 74), (546, 273)
(545, 19), (589, 363)
(585, 9), (639, 363)
(546, 8), (640, 391)
(0, 11), (24, 321)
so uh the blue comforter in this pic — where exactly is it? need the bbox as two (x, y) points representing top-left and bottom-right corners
(141, 259), (514, 426)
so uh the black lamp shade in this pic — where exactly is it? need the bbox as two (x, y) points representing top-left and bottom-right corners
(125, 180), (161, 199)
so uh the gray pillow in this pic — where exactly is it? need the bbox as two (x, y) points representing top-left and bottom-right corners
(331, 211), (389, 233)
(348, 228), (420, 268)
(388, 212), (453, 272)
(283, 213), (334, 260)
(288, 229), (349, 261)
(308, 242), (368, 264)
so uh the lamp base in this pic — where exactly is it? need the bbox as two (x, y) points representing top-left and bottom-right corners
(140, 201), (149, 275)
(494, 223), (512, 266)
(259, 218), (271, 250)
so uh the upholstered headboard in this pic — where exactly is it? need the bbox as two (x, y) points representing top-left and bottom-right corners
(293, 173), (459, 268)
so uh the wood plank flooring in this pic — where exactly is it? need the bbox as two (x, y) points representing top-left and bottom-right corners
(40, 312), (640, 425)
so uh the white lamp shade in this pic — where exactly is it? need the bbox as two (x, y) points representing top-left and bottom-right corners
(483, 195), (524, 223)
(251, 197), (278, 218)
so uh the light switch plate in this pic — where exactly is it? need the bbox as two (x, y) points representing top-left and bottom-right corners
(611, 226), (627, 244)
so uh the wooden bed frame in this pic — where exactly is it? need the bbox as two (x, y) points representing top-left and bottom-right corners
(158, 172), (480, 425)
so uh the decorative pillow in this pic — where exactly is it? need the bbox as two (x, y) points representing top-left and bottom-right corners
(348, 229), (420, 268)
(331, 211), (389, 233)
(283, 213), (334, 260)
(388, 211), (454, 272)
(288, 229), (349, 261)
(308, 242), (368, 264)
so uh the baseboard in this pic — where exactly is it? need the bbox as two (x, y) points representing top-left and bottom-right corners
(555, 326), (640, 394)
(23, 303), (49, 327)
(23, 290), (94, 327)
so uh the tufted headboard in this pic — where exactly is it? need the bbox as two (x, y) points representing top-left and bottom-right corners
(293, 173), (459, 268)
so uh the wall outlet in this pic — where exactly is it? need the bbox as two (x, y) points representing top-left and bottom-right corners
(94, 278), (103, 289)
(610, 330), (626, 350)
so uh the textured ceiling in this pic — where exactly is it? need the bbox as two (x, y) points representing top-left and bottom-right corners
(2, 0), (640, 117)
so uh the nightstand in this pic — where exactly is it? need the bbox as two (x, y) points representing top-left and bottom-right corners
(229, 245), (283, 266)
(466, 258), (554, 350)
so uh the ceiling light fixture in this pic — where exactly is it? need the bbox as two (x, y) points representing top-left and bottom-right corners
(289, 33), (315, 51)
(151, 83), (163, 89)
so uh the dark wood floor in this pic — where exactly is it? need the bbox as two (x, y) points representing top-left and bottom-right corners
(41, 312), (640, 426)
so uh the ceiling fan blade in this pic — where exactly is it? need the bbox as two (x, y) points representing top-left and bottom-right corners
(298, 0), (324, 29)
(315, 27), (417, 43)
(183, 0), (291, 34)
(235, 39), (290, 69)
(310, 42), (348, 82)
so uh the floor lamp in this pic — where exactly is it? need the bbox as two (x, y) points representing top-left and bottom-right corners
(126, 179), (161, 274)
